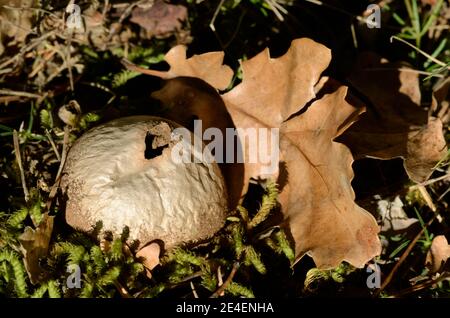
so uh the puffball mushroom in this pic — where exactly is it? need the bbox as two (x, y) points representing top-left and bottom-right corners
(60, 116), (228, 249)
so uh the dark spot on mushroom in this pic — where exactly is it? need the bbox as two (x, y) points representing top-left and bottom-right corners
(144, 132), (169, 159)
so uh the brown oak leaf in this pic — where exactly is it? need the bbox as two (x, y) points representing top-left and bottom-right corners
(122, 41), (233, 91)
(19, 213), (54, 284)
(136, 242), (161, 279)
(220, 40), (381, 267)
(338, 53), (447, 183)
(221, 38), (332, 190)
(130, 0), (188, 38)
(277, 86), (380, 268)
(431, 77), (450, 124)
(425, 235), (450, 274)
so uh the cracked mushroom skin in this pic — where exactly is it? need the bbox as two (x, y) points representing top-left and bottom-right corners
(60, 116), (228, 249)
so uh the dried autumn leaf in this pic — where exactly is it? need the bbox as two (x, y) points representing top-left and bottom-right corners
(338, 53), (447, 183)
(0, 0), (34, 56)
(18, 213), (54, 284)
(425, 235), (450, 274)
(220, 40), (380, 268)
(377, 196), (418, 233)
(148, 39), (330, 204)
(278, 86), (380, 268)
(122, 43), (233, 91)
(221, 38), (332, 189)
(431, 77), (450, 124)
(136, 242), (161, 279)
(130, 0), (187, 38)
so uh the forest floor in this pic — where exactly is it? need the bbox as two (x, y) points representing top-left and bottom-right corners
(0, 0), (449, 298)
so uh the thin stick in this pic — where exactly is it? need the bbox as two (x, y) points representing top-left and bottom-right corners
(0, 89), (42, 99)
(163, 271), (203, 292)
(410, 173), (450, 188)
(29, 49), (57, 78)
(264, 0), (284, 21)
(217, 266), (225, 297)
(0, 96), (24, 104)
(55, 125), (69, 181)
(223, 8), (246, 48)
(210, 262), (240, 298)
(190, 282), (199, 298)
(350, 23), (358, 49)
(209, 0), (225, 32)
(13, 130), (29, 202)
(102, 0), (110, 21)
(389, 273), (450, 298)
(121, 59), (168, 78)
(438, 186), (450, 201)
(390, 36), (450, 69)
(45, 130), (61, 161)
(0, 31), (56, 71)
(376, 214), (437, 296)
(44, 126), (69, 213)
(114, 281), (132, 298)
(66, 34), (75, 91)
(177, 271), (203, 284)
(363, 67), (445, 77)
(417, 185), (437, 212)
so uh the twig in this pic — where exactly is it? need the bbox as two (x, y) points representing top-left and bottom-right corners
(45, 130), (61, 161)
(264, 0), (285, 21)
(438, 186), (450, 201)
(389, 273), (450, 298)
(66, 33), (75, 91)
(0, 31), (56, 71)
(63, 0), (76, 93)
(363, 67), (445, 78)
(45, 126), (70, 213)
(114, 281), (132, 298)
(410, 173), (450, 188)
(417, 185), (437, 212)
(217, 266), (225, 297)
(55, 125), (69, 181)
(0, 96), (24, 104)
(29, 49), (57, 78)
(190, 282), (199, 298)
(177, 271), (203, 284)
(350, 23), (358, 49)
(210, 262), (240, 298)
(209, 0), (225, 32)
(13, 130), (29, 202)
(121, 59), (167, 78)
(223, 8), (247, 49)
(376, 214), (437, 296)
(0, 89), (43, 99)
(45, 58), (81, 85)
(161, 271), (203, 292)
(102, 0), (110, 21)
